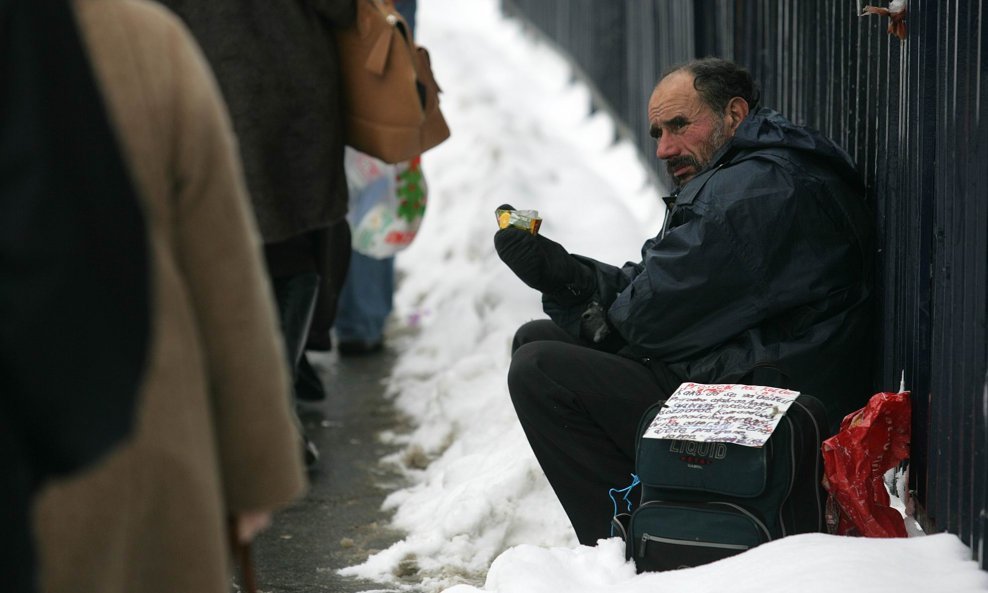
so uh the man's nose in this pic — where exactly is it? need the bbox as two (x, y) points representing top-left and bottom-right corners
(656, 135), (677, 160)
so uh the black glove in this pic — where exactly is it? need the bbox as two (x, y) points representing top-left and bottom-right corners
(493, 207), (595, 303)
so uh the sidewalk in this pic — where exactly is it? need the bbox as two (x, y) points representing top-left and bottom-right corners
(250, 349), (414, 593)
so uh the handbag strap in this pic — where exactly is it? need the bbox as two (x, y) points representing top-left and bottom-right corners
(366, 26), (393, 75)
(361, 0), (415, 76)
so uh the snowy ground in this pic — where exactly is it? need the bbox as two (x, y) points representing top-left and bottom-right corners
(338, 0), (988, 592)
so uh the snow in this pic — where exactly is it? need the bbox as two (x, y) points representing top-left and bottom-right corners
(338, 0), (988, 591)
(443, 534), (984, 593)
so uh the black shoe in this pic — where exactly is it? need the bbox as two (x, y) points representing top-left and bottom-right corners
(337, 339), (384, 357)
(295, 354), (326, 402)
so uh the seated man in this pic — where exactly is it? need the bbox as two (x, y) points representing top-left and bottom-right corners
(494, 57), (874, 545)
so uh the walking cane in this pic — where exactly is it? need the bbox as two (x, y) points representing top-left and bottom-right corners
(228, 517), (258, 593)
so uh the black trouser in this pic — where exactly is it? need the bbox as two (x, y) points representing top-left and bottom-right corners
(264, 220), (352, 348)
(508, 320), (682, 545)
(264, 223), (351, 405)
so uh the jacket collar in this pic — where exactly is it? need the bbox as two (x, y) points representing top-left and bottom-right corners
(668, 162), (724, 208)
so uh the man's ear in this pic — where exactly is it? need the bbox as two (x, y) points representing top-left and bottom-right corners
(724, 96), (750, 132)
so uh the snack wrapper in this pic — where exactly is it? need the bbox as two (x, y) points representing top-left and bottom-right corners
(821, 390), (911, 538)
(496, 208), (542, 235)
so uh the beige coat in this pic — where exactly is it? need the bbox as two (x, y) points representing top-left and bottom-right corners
(34, 1), (307, 591)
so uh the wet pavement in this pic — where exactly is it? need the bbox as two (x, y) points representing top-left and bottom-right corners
(249, 348), (413, 593)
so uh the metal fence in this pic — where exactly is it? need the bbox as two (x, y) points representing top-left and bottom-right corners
(501, 0), (988, 566)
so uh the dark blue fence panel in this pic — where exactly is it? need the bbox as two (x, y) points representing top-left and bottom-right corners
(929, 0), (988, 549)
(501, 0), (988, 566)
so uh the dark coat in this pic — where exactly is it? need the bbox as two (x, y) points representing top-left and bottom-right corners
(546, 108), (875, 422)
(158, 0), (355, 243)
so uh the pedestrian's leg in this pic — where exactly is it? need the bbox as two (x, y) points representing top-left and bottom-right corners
(508, 340), (673, 544)
(264, 232), (324, 464)
(307, 221), (352, 351)
(335, 251), (394, 354)
(264, 233), (320, 373)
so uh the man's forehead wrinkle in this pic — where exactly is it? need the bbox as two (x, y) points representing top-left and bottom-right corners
(648, 82), (703, 127)
(649, 101), (698, 129)
(661, 114), (690, 127)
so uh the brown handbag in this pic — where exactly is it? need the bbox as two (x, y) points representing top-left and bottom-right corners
(336, 0), (450, 164)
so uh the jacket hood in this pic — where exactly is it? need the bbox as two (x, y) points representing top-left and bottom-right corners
(717, 108), (861, 185)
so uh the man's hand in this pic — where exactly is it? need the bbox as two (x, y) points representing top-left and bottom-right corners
(235, 510), (272, 544)
(493, 206), (595, 302)
(494, 227), (561, 292)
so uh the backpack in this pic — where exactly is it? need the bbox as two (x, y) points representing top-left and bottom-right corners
(336, 0), (450, 164)
(612, 392), (830, 572)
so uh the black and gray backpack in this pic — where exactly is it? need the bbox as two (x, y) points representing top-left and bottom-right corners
(612, 393), (830, 572)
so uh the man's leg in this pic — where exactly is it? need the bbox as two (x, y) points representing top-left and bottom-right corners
(508, 324), (675, 545)
(511, 318), (578, 353)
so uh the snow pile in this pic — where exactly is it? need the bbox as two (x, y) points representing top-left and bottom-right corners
(445, 533), (986, 593)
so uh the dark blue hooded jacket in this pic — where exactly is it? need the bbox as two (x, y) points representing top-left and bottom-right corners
(545, 108), (874, 421)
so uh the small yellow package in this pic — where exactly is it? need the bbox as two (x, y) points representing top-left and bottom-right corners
(495, 208), (542, 235)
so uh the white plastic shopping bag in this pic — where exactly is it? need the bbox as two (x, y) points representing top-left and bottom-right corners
(345, 147), (427, 258)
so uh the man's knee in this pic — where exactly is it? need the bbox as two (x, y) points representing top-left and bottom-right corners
(507, 340), (561, 416)
(507, 341), (538, 400)
(511, 319), (569, 354)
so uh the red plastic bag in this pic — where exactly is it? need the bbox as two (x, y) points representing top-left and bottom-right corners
(821, 391), (911, 537)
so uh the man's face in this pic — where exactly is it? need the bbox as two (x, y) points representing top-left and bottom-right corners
(647, 72), (732, 186)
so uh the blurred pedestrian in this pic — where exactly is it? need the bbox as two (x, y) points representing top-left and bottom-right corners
(32, 1), (306, 591)
(156, 0), (358, 452)
(1, 0), (150, 590)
